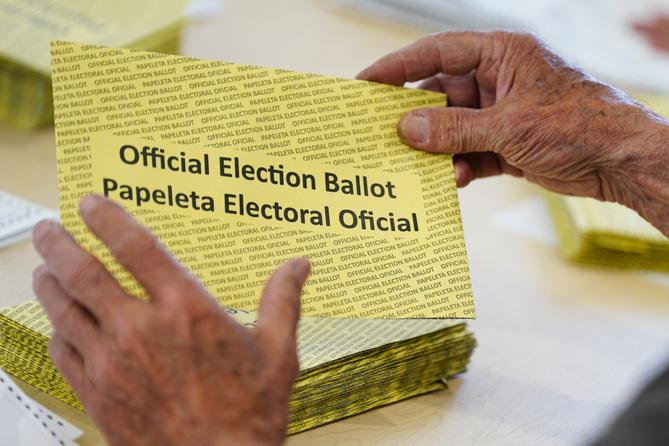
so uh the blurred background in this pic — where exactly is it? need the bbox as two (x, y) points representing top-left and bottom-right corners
(1, 1), (669, 445)
(341, 0), (669, 93)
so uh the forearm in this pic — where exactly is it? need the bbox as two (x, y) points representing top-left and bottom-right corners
(613, 116), (669, 237)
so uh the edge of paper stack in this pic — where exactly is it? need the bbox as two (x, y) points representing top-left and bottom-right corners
(545, 193), (669, 271)
(0, 302), (476, 434)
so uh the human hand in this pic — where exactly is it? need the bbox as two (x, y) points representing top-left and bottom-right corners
(634, 15), (669, 52)
(32, 194), (310, 446)
(358, 31), (669, 236)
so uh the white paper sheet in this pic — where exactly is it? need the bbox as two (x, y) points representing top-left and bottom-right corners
(0, 192), (57, 249)
(0, 369), (81, 446)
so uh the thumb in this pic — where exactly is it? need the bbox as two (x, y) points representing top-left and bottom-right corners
(398, 107), (497, 154)
(256, 257), (311, 350)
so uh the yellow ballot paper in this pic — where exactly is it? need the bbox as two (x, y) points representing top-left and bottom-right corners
(90, 134), (427, 237)
(52, 41), (475, 319)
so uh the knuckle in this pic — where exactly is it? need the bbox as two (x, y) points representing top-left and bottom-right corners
(62, 256), (104, 294)
(33, 220), (54, 248)
(187, 302), (226, 335)
(489, 31), (544, 61)
(435, 110), (469, 151)
(92, 353), (117, 387)
(83, 198), (123, 231)
(161, 280), (191, 305)
(52, 298), (78, 331)
(508, 30), (541, 47)
(430, 30), (457, 42)
(114, 228), (159, 265)
(82, 200), (106, 227)
(32, 266), (50, 296)
(161, 279), (209, 316)
(34, 224), (59, 259)
(114, 320), (142, 354)
(432, 30), (481, 42)
(396, 49), (414, 78)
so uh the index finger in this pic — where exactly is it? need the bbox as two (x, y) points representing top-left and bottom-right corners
(79, 194), (201, 305)
(356, 31), (490, 86)
(32, 220), (135, 326)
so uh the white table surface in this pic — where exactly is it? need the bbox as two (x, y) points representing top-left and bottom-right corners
(1, 1), (668, 445)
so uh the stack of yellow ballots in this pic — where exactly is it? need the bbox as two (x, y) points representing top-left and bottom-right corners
(545, 194), (669, 271)
(0, 0), (188, 129)
(0, 302), (476, 434)
(545, 94), (669, 272)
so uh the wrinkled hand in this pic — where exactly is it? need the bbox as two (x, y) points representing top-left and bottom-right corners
(32, 195), (310, 446)
(358, 31), (669, 236)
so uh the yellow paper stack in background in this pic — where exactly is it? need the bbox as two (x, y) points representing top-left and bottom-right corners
(0, 0), (188, 129)
(545, 194), (669, 271)
(0, 302), (476, 434)
(546, 93), (669, 271)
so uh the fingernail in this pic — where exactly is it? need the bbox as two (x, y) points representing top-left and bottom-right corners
(399, 113), (428, 144)
(355, 67), (372, 80)
(32, 220), (52, 244)
(79, 194), (99, 217)
(291, 257), (311, 283)
(453, 159), (467, 187)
